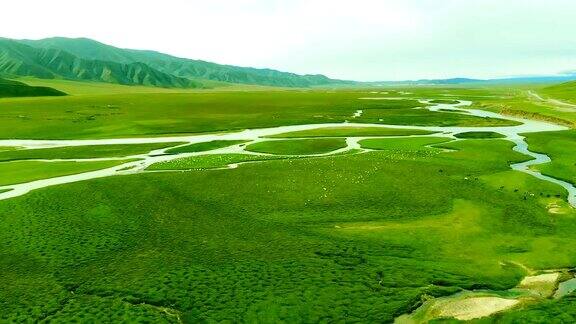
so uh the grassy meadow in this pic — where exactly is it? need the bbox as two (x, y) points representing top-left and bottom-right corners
(0, 159), (135, 186)
(165, 140), (247, 154)
(147, 153), (286, 170)
(454, 131), (506, 139)
(0, 78), (575, 322)
(524, 130), (576, 186)
(246, 138), (348, 155)
(0, 143), (182, 162)
(1, 137), (574, 322)
(0, 82), (520, 139)
(267, 126), (434, 138)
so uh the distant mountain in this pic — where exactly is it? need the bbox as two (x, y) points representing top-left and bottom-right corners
(480, 75), (576, 85)
(0, 77), (65, 98)
(4, 36), (573, 89)
(371, 75), (576, 86)
(369, 78), (483, 86)
(6, 37), (350, 88)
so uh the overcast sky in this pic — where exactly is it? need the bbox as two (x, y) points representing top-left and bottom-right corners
(2, 0), (575, 81)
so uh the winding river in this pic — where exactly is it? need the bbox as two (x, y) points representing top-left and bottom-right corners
(0, 99), (574, 208)
(1, 98), (576, 321)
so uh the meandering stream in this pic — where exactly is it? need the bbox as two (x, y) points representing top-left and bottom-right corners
(0, 99), (574, 208)
(1, 98), (575, 321)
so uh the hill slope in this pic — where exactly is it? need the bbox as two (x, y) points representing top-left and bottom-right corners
(12, 37), (350, 88)
(0, 39), (199, 88)
(0, 77), (65, 98)
(545, 80), (576, 92)
(542, 81), (576, 103)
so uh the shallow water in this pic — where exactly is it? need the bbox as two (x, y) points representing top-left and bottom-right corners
(0, 98), (574, 207)
(554, 277), (576, 299)
(397, 270), (572, 323)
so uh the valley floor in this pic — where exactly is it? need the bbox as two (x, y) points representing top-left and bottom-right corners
(0, 85), (575, 323)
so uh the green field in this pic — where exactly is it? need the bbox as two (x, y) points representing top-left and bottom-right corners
(454, 131), (506, 139)
(429, 99), (461, 104)
(0, 89), (520, 140)
(0, 160), (134, 186)
(148, 153), (286, 170)
(470, 87), (576, 127)
(1, 78), (576, 323)
(359, 136), (451, 153)
(1, 137), (573, 322)
(267, 126), (434, 138)
(246, 138), (348, 155)
(165, 140), (247, 154)
(0, 143), (183, 162)
(524, 130), (576, 185)
(541, 81), (576, 104)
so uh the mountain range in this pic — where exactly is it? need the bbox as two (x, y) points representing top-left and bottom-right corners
(0, 37), (350, 88)
(1, 36), (575, 90)
(369, 75), (576, 86)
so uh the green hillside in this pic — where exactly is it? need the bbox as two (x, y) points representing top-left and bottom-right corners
(0, 39), (199, 88)
(0, 77), (65, 98)
(542, 80), (576, 103)
(17, 37), (351, 88)
(545, 80), (576, 91)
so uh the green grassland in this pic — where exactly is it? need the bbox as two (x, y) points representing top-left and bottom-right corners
(0, 143), (183, 162)
(147, 154), (286, 170)
(465, 87), (576, 127)
(0, 160), (134, 186)
(524, 130), (576, 185)
(267, 126), (434, 138)
(0, 91), (518, 140)
(17, 77), (191, 95)
(359, 136), (451, 152)
(246, 138), (348, 155)
(541, 81), (576, 104)
(357, 104), (517, 127)
(1, 80), (576, 322)
(18, 77), (279, 95)
(437, 140), (532, 172)
(479, 98), (576, 127)
(1, 137), (574, 322)
(454, 131), (506, 139)
(364, 85), (575, 127)
(429, 99), (461, 104)
(165, 140), (247, 154)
